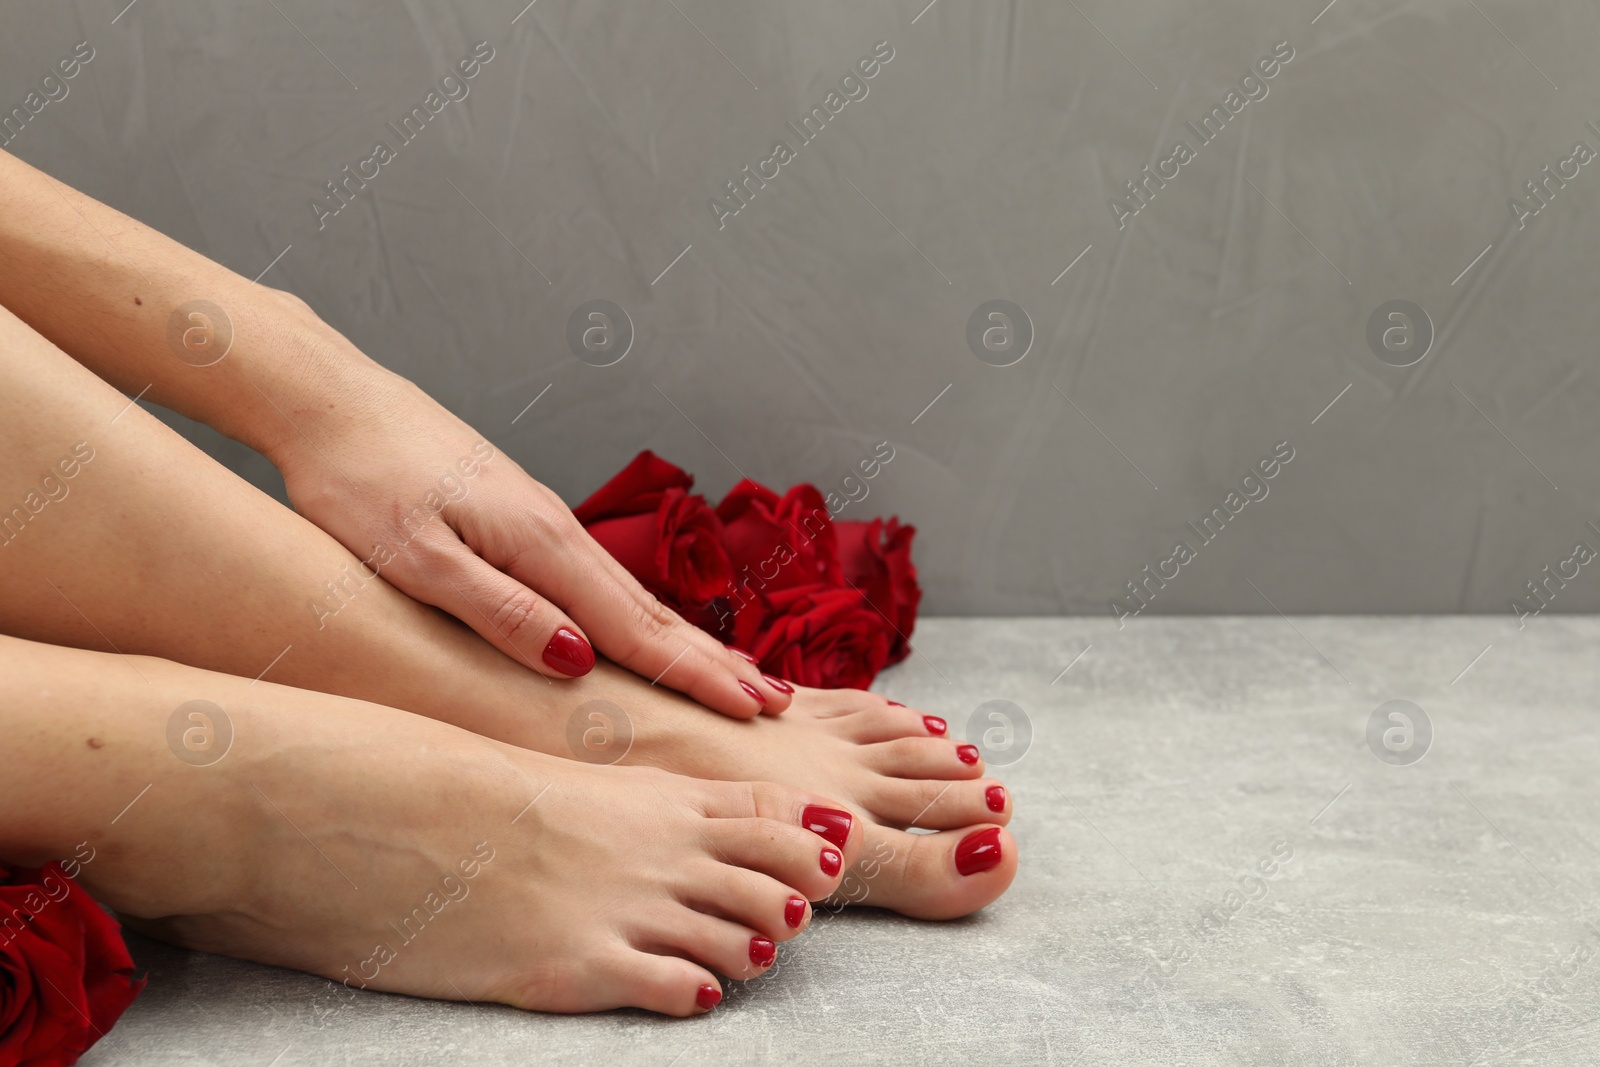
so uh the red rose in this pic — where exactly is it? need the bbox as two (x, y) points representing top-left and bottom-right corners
(715, 480), (841, 594)
(749, 583), (892, 689)
(0, 863), (143, 1066)
(835, 518), (922, 664)
(574, 451), (732, 607)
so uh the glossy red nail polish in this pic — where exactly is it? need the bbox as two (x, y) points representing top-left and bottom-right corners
(986, 785), (1007, 813)
(696, 984), (722, 1010)
(955, 827), (1003, 876)
(887, 700), (905, 707)
(784, 896), (807, 929)
(739, 680), (767, 707)
(762, 674), (794, 694)
(957, 744), (980, 765)
(801, 805), (853, 849)
(923, 716), (947, 736)
(542, 628), (594, 676)
(729, 647), (758, 664)
(750, 937), (776, 968)
(819, 847), (842, 877)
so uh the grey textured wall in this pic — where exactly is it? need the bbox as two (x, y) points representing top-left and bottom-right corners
(5, 1), (1599, 618)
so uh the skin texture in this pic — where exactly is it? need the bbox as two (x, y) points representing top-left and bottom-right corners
(0, 303), (1017, 920)
(0, 636), (860, 1016)
(0, 147), (790, 719)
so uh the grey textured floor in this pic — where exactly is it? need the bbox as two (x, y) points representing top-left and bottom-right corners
(83, 617), (1600, 1066)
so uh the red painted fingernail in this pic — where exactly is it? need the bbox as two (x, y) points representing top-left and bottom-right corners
(924, 716), (947, 736)
(955, 827), (1003, 876)
(986, 785), (1007, 813)
(801, 805), (853, 849)
(761, 674), (794, 694)
(784, 896), (807, 929)
(750, 937), (776, 968)
(820, 847), (842, 877)
(542, 628), (594, 676)
(957, 744), (980, 765)
(887, 700), (905, 707)
(739, 680), (767, 707)
(730, 647), (758, 664)
(696, 984), (722, 1010)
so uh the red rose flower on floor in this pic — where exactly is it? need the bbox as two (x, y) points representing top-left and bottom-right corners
(748, 583), (892, 690)
(715, 480), (842, 594)
(573, 451), (732, 608)
(0, 863), (143, 1066)
(835, 517), (921, 664)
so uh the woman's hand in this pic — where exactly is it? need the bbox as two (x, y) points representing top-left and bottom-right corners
(275, 373), (792, 718)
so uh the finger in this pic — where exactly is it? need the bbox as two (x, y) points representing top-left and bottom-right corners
(404, 536), (596, 679)
(567, 528), (795, 715)
(509, 538), (790, 718)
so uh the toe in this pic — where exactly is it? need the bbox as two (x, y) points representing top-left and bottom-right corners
(858, 776), (1013, 830)
(654, 907), (781, 982)
(838, 823), (1018, 921)
(700, 817), (850, 901)
(860, 737), (986, 779)
(694, 780), (864, 871)
(829, 706), (948, 743)
(603, 949), (724, 1016)
(680, 863), (812, 941)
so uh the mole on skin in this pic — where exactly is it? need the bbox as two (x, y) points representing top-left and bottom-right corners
(86, 737), (104, 749)
(133, 296), (141, 305)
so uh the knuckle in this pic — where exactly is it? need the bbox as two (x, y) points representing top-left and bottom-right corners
(485, 589), (547, 648)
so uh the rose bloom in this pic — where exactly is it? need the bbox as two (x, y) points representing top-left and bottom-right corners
(749, 583), (892, 689)
(834, 517), (921, 665)
(715, 479), (841, 593)
(0, 863), (143, 1066)
(573, 451), (732, 608)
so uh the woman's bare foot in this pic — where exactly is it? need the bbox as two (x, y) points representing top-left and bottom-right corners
(3, 637), (862, 1016)
(490, 664), (1018, 921)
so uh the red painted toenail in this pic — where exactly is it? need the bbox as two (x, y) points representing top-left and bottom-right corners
(924, 716), (947, 735)
(696, 984), (722, 1010)
(542, 628), (594, 676)
(820, 847), (842, 877)
(762, 674), (794, 694)
(729, 647), (758, 664)
(955, 827), (1003, 876)
(887, 700), (905, 707)
(739, 680), (767, 707)
(784, 896), (807, 928)
(801, 805), (853, 849)
(750, 937), (776, 968)
(986, 785), (1007, 813)
(957, 744), (980, 765)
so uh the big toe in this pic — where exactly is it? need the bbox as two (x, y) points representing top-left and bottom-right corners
(837, 822), (1017, 921)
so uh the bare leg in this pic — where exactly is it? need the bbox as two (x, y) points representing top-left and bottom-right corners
(0, 633), (862, 1015)
(0, 305), (1015, 919)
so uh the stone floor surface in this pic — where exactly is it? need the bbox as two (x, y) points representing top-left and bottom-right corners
(82, 617), (1600, 1066)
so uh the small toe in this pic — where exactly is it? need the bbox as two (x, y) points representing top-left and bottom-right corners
(829, 706), (947, 743)
(859, 777), (1013, 830)
(860, 737), (986, 779)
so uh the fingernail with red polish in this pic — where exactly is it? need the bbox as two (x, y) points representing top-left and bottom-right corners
(986, 785), (1007, 813)
(749, 937), (776, 968)
(923, 716), (947, 736)
(739, 680), (767, 707)
(696, 984), (722, 1010)
(542, 628), (594, 676)
(762, 674), (794, 694)
(784, 896), (807, 929)
(887, 700), (905, 707)
(820, 847), (842, 877)
(957, 744), (980, 765)
(729, 647), (758, 664)
(801, 805), (853, 849)
(955, 827), (1003, 876)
